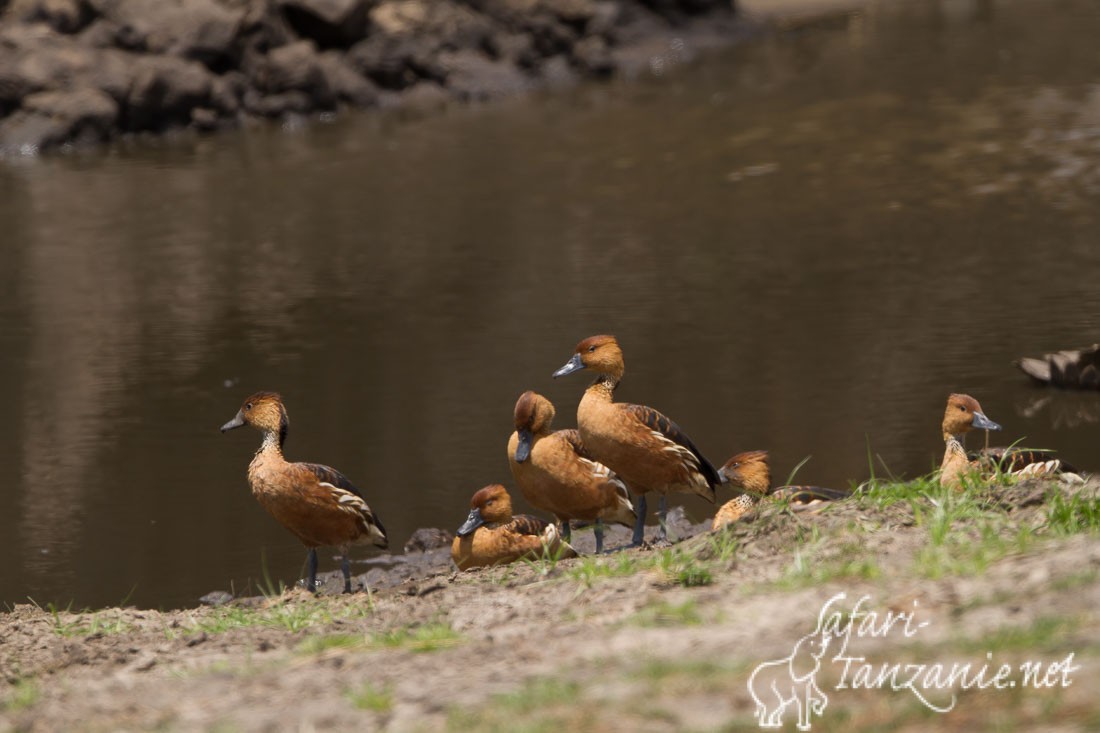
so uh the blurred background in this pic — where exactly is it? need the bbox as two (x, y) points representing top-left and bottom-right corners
(2, 0), (1100, 610)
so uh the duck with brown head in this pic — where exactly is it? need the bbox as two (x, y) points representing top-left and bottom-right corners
(451, 484), (576, 570)
(939, 393), (1002, 490)
(220, 391), (388, 593)
(712, 451), (850, 530)
(508, 390), (636, 553)
(553, 335), (721, 546)
(940, 393), (1082, 486)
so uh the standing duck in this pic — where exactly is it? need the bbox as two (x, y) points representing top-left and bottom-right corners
(451, 484), (577, 571)
(507, 390), (636, 553)
(552, 334), (721, 546)
(220, 391), (388, 593)
(712, 451), (849, 530)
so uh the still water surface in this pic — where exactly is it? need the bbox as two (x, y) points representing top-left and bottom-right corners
(3, 0), (1100, 609)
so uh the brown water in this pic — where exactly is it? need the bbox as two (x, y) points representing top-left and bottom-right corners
(3, 0), (1100, 610)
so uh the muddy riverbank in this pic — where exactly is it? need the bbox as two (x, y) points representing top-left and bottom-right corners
(0, 0), (753, 153)
(2, 476), (1098, 731)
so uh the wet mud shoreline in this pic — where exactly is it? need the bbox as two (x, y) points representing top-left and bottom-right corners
(0, 0), (749, 154)
(2, 477), (1097, 730)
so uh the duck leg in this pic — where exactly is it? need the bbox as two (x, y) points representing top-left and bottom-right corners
(306, 548), (319, 594)
(594, 520), (605, 554)
(341, 553), (353, 594)
(654, 496), (670, 543)
(560, 519), (572, 543)
(631, 494), (648, 547)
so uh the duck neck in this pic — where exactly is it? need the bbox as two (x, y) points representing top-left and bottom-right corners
(943, 429), (965, 447)
(256, 428), (286, 460)
(586, 374), (618, 401)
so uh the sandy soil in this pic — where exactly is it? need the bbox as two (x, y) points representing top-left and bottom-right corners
(2, 477), (1098, 732)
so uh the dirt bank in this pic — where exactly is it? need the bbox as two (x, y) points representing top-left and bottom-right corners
(0, 0), (752, 154)
(2, 475), (1098, 731)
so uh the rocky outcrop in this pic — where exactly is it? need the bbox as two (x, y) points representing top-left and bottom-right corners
(0, 0), (740, 153)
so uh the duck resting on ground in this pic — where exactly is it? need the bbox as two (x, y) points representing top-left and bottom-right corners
(451, 484), (577, 571)
(220, 391), (388, 593)
(712, 451), (850, 530)
(553, 334), (722, 546)
(939, 393), (1082, 488)
(507, 390), (636, 553)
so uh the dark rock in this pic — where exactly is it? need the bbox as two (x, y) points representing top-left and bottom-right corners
(88, 0), (245, 69)
(587, 0), (623, 37)
(571, 34), (614, 76)
(317, 50), (377, 106)
(403, 527), (454, 554)
(198, 590), (234, 607)
(76, 18), (120, 48)
(6, 0), (93, 34)
(0, 111), (69, 152)
(641, 0), (730, 20)
(486, 30), (535, 67)
(189, 105), (219, 130)
(209, 70), (245, 114)
(369, 0), (492, 51)
(527, 14), (577, 57)
(388, 80), (449, 112)
(550, 0), (598, 28)
(125, 54), (213, 130)
(347, 34), (443, 90)
(538, 54), (577, 89)
(438, 49), (531, 101)
(244, 89), (313, 117)
(0, 86), (117, 151)
(253, 39), (335, 109)
(276, 0), (369, 48)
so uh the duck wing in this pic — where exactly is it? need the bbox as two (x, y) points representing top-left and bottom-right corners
(970, 448), (1079, 476)
(506, 514), (551, 536)
(559, 428), (631, 500)
(773, 486), (851, 503)
(297, 462), (388, 544)
(623, 404), (722, 488)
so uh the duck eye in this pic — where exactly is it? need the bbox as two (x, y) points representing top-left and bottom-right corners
(245, 403), (253, 411)
(588, 345), (596, 352)
(957, 405), (965, 412)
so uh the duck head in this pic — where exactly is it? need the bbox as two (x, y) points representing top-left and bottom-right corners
(457, 484), (514, 537)
(718, 450), (771, 495)
(221, 391), (289, 444)
(512, 391), (555, 463)
(942, 393), (1001, 442)
(552, 334), (625, 381)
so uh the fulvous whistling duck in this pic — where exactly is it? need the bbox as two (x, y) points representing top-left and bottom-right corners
(451, 484), (576, 571)
(940, 393), (1002, 490)
(1017, 344), (1100, 389)
(940, 393), (1082, 487)
(552, 335), (721, 546)
(508, 391), (636, 553)
(712, 451), (849, 530)
(220, 391), (388, 593)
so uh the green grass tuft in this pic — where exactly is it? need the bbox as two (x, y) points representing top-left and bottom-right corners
(346, 681), (393, 712)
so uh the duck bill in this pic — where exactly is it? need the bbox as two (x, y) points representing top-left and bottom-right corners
(971, 411), (1001, 431)
(220, 411), (246, 433)
(514, 429), (533, 463)
(552, 353), (586, 378)
(456, 508), (485, 537)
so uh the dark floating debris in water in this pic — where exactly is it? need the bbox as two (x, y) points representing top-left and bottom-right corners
(1016, 344), (1100, 389)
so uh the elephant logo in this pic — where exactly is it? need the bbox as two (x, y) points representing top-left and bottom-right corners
(747, 615), (835, 730)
